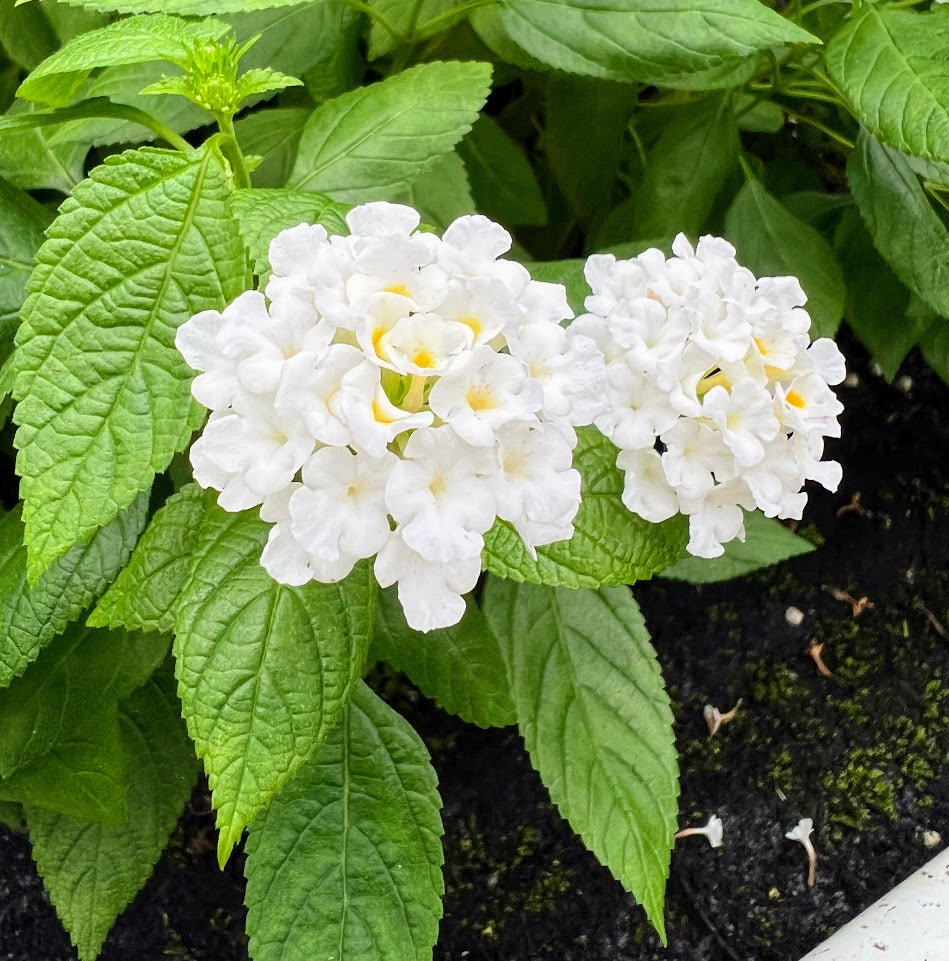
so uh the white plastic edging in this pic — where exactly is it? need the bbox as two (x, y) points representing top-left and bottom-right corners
(798, 846), (949, 961)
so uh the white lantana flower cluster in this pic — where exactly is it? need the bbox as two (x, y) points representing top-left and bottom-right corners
(574, 234), (845, 558)
(176, 202), (606, 631)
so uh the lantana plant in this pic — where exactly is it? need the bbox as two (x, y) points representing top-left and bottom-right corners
(0, 1), (943, 960)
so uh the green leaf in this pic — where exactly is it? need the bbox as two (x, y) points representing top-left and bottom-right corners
(545, 76), (630, 229)
(920, 318), (949, 389)
(825, 5), (949, 165)
(847, 129), (949, 321)
(472, 0), (817, 84)
(483, 581), (678, 940)
(834, 207), (924, 381)
(17, 13), (229, 107)
(244, 681), (444, 961)
(0, 0), (107, 71)
(172, 499), (375, 865)
(0, 624), (168, 779)
(0, 101), (88, 193)
(0, 494), (148, 687)
(374, 588), (515, 728)
(0, 177), (51, 366)
(0, 703), (127, 823)
(28, 669), (197, 961)
(288, 60), (492, 203)
(235, 107), (309, 188)
(724, 172), (845, 339)
(400, 151), (475, 231)
(458, 113), (547, 227)
(301, 0), (362, 106)
(229, 186), (349, 279)
(90, 484), (206, 634)
(49, 0), (311, 11)
(660, 512), (814, 583)
(13, 142), (247, 583)
(483, 427), (688, 588)
(633, 96), (739, 239)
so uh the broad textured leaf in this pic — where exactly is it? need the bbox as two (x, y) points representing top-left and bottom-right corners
(660, 512), (813, 583)
(29, 670), (197, 961)
(847, 129), (949, 321)
(0, 178), (51, 366)
(834, 208), (924, 381)
(231, 1), (357, 83)
(90, 484), (206, 634)
(13, 143), (247, 583)
(483, 427), (688, 588)
(0, 704), (127, 823)
(458, 114), (547, 227)
(472, 0), (816, 84)
(826, 6), (949, 165)
(244, 682), (444, 961)
(0, 101), (88, 194)
(172, 499), (375, 864)
(229, 186), (349, 279)
(54, 0), (309, 10)
(0, 0), (106, 71)
(633, 97), (739, 238)
(236, 107), (309, 188)
(50, 61), (210, 148)
(724, 174), (845, 339)
(0, 624), (167, 778)
(545, 76), (630, 228)
(400, 151), (475, 231)
(483, 581), (678, 940)
(0, 494), (148, 687)
(288, 60), (492, 202)
(18, 13), (228, 107)
(301, 0), (362, 106)
(374, 588), (515, 728)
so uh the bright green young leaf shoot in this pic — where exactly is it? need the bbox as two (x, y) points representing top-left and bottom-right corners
(244, 682), (444, 961)
(17, 13), (229, 107)
(483, 581), (678, 941)
(13, 143), (247, 584)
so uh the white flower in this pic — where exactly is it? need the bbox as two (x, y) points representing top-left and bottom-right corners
(581, 234), (845, 557)
(374, 531), (481, 632)
(379, 311), (473, 376)
(289, 447), (395, 563)
(385, 425), (497, 561)
(427, 345), (543, 447)
(491, 422), (581, 552)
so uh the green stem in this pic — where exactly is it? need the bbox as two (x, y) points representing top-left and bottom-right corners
(781, 105), (854, 150)
(415, 0), (498, 38)
(345, 0), (404, 42)
(217, 114), (251, 189)
(794, 0), (849, 20)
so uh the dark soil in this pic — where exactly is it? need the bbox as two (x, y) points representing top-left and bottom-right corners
(1, 331), (947, 961)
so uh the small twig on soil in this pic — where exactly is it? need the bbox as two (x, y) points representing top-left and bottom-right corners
(703, 699), (743, 736)
(805, 639), (834, 678)
(836, 491), (870, 518)
(914, 598), (949, 640)
(823, 585), (874, 618)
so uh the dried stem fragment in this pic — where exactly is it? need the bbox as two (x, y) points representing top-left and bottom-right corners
(836, 491), (869, 518)
(703, 698), (743, 736)
(805, 640), (834, 678)
(824, 585), (874, 618)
